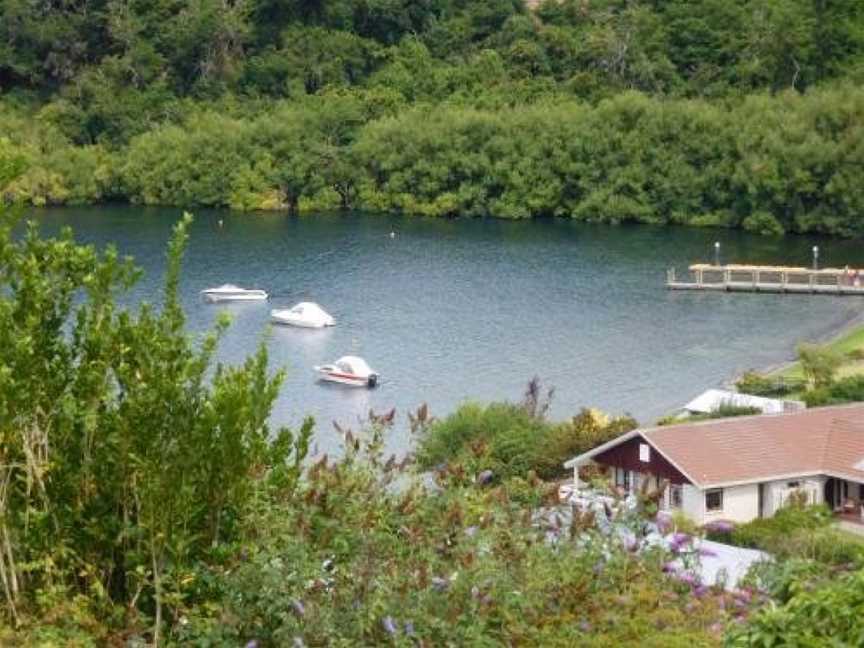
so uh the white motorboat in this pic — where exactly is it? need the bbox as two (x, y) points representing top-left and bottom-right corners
(201, 284), (268, 302)
(271, 302), (335, 328)
(315, 356), (379, 388)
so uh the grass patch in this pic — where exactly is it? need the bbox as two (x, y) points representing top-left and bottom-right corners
(773, 324), (864, 382)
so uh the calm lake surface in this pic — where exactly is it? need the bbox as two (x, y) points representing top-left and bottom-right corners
(30, 206), (864, 454)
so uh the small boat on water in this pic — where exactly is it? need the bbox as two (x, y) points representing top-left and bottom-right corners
(201, 284), (268, 302)
(271, 302), (335, 328)
(315, 356), (379, 388)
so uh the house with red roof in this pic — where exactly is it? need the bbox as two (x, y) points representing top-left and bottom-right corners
(564, 404), (864, 525)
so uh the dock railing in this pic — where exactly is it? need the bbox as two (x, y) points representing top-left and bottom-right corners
(667, 264), (864, 295)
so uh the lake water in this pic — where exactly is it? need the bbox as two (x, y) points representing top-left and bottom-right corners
(30, 206), (864, 454)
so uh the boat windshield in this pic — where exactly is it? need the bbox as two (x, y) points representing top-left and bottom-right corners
(336, 361), (353, 373)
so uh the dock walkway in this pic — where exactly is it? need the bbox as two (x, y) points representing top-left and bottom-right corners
(667, 264), (864, 295)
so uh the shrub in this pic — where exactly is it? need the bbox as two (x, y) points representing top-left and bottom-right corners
(797, 343), (843, 388)
(416, 383), (636, 481)
(803, 375), (864, 407)
(728, 570), (864, 646)
(724, 505), (864, 566)
(0, 207), (310, 638)
(735, 370), (805, 397)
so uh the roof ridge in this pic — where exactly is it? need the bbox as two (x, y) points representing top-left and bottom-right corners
(641, 402), (864, 438)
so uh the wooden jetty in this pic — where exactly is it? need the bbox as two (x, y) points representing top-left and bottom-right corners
(667, 264), (864, 295)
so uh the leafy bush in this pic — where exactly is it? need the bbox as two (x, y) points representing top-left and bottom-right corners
(416, 382), (636, 481)
(797, 342), (843, 388)
(721, 505), (864, 566)
(0, 206), (310, 638)
(727, 570), (864, 647)
(176, 430), (725, 647)
(803, 375), (864, 407)
(659, 403), (762, 426)
(735, 371), (805, 397)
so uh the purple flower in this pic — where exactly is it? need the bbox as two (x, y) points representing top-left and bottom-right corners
(662, 561), (678, 574)
(656, 512), (673, 534)
(476, 470), (494, 486)
(291, 599), (305, 618)
(245, 641), (259, 648)
(431, 576), (449, 592)
(382, 616), (397, 636)
(404, 620), (415, 636)
(675, 571), (699, 587)
(698, 546), (717, 558)
(693, 585), (710, 598)
(705, 520), (735, 534)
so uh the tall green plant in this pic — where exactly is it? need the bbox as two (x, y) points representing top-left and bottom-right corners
(0, 207), (309, 642)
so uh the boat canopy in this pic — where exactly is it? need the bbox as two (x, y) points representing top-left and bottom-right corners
(290, 302), (328, 316)
(335, 356), (373, 375)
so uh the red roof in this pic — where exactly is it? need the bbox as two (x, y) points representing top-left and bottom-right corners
(568, 404), (864, 488)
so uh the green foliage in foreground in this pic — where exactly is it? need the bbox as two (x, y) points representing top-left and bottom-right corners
(0, 206), (310, 640)
(416, 381), (637, 481)
(171, 431), (729, 647)
(726, 568), (864, 648)
(4, 208), (864, 645)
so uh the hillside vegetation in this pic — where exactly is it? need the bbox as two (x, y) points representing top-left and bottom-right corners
(2, 0), (864, 234)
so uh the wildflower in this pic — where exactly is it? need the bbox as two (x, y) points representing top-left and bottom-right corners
(705, 520), (735, 534)
(662, 561), (678, 573)
(655, 512), (673, 534)
(382, 616), (397, 636)
(676, 572), (699, 587)
(404, 620), (415, 636)
(465, 525), (479, 538)
(698, 546), (717, 558)
(693, 585), (709, 598)
(476, 469), (494, 486)
(431, 576), (449, 592)
(291, 599), (306, 617)
(245, 642), (259, 648)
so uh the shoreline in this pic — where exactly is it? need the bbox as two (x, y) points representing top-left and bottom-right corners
(724, 305), (864, 387)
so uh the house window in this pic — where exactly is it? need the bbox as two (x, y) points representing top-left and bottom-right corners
(614, 467), (630, 491)
(639, 443), (651, 463)
(787, 481), (800, 489)
(669, 484), (683, 509)
(705, 488), (724, 513)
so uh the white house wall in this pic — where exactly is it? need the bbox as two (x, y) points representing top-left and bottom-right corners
(764, 476), (825, 517)
(703, 484), (760, 524)
(681, 485), (704, 522)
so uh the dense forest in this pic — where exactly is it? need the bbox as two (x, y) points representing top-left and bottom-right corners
(2, 0), (864, 235)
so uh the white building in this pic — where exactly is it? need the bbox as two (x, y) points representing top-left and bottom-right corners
(679, 388), (805, 417)
(564, 404), (864, 525)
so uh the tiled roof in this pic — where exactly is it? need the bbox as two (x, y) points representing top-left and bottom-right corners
(640, 404), (864, 487)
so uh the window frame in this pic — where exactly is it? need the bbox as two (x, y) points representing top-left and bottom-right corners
(669, 484), (683, 509)
(705, 488), (724, 513)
